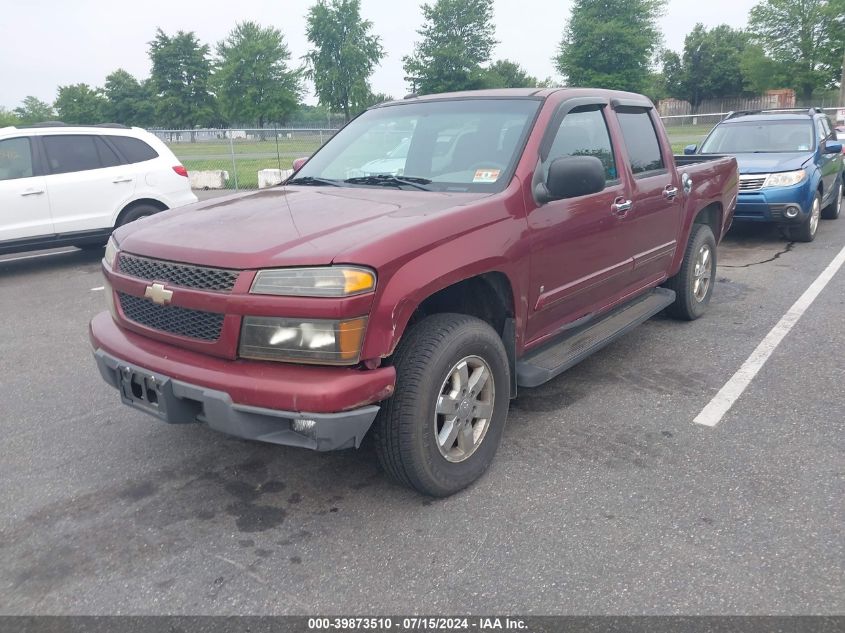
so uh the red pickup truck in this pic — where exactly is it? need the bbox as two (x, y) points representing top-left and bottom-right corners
(91, 88), (738, 496)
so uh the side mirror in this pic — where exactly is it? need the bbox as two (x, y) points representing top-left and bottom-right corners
(292, 156), (309, 172)
(824, 141), (843, 154)
(684, 144), (698, 155)
(536, 156), (606, 204)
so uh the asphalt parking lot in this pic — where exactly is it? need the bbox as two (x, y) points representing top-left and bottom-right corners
(1, 214), (843, 615)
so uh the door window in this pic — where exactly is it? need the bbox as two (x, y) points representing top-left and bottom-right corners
(546, 107), (618, 182)
(816, 118), (830, 143)
(616, 109), (665, 176)
(0, 137), (34, 181)
(43, 135), (104, 174)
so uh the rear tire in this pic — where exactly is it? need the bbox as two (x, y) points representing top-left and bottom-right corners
(664, 224), (716, 321)
(786, 193), (821, 242)
(821, 179), (841, 220)
(373, 314), (510, 497)
(117, 203), (163, 227)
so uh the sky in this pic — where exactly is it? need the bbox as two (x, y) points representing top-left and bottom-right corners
(0, 0), (762, 110)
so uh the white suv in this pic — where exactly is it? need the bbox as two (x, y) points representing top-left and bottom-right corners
(0, 123), (197, 254)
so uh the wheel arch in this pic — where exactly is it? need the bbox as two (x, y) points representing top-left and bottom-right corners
(363, 265), (521, 396)
(114, 197), (169, 228)
(692, 201), (723, 241)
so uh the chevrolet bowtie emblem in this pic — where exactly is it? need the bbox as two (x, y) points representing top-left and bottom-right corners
(144, 282), (173, 305)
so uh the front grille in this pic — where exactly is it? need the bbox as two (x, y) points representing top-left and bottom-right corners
(739, 175), (767, 191)
(118, 292), (224, 341)
(118, 253), (239, 292)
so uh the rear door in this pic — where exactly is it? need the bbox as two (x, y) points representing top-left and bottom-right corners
(0, 136), (54, 242)
(612, 107), (682, 285)
(525, 102), (635, 344)
(39, 134), (135, 234)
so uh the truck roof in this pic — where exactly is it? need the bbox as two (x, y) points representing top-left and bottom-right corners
(375, 87), (653, 108)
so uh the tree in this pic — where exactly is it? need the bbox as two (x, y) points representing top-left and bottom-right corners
(485, 59), (538, 88)
(739, 44), (789, 94)
(148, 28), (215, 131)
(54, 83), (107, 124)
(13, 96), (55, 123)
(103, 69), (156, 126)
(555, 0), (666, 93)
(0, 107), (19, 127)
(215, 21), (302, 127)
(403, 0), (497, 95)
(305, 0), (384, 121)
(748, 0), (845, 101)
(661, 24), (750, 106)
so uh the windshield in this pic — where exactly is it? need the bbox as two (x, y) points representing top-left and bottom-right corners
(700, 120), (815, 154)
(292, 98), (541, 193)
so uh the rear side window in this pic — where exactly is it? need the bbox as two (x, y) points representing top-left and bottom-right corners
(547, 107), (618, 181)
(43, 135), (102, 174)
(95, 137), (122, 167)
(616, 109), (665, 176)
(0, 137), (34, 181)
(109, 136), (159, 163)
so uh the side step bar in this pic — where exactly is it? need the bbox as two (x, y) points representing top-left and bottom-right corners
(516, 288), (675, 388)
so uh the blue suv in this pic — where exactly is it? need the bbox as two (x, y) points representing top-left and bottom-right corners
(687, 108), (843, 242)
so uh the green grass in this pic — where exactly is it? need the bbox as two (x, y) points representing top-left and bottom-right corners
(169, 138), (324, 158)
(180, 158), (295, 190)
(665, 123), (714, 150)
(172, 138), (324, 190)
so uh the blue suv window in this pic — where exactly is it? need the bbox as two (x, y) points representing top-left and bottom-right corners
(701, 120), (814, 153)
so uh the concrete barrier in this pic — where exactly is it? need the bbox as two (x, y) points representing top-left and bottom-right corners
(189, 170), (229, 190)
(258, 168), (293, 189)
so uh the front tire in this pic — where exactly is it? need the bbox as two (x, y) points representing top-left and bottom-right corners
(373, 314), (511, 497)
(664, 223), (716, 321)
(786, 193), (821, 242)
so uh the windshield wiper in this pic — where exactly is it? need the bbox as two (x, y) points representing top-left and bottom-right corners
(344, 175), (432, 191)
(287, 176), (342, 187)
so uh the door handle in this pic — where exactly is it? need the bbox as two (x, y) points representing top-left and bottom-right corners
(21, 188), (45, 196)
(112, 177), (133, 183)
(663, 185), (679, 200)
(612, 198), (633, 217)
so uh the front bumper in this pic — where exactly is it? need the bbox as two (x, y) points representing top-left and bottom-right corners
(94, 348), (380, 451)
(734, 183), (810, 223)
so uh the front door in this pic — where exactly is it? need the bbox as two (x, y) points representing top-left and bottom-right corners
(525, 104), (635, 345)
(0, 136), (54, 243)
(817, 117), (840, 201)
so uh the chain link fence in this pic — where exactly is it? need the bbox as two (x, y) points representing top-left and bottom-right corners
(151, 128), (339, 191)
(154, 107), (844, 191)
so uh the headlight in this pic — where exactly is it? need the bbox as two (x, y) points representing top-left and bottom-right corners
(104, 237), (119, 269)
(239, 316), (368, 364)
(764, 170), (806, 188)
(251, 266), (375, 297)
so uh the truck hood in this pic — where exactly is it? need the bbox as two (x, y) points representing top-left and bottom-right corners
(114, 186), (487, 270)
(730, 152), (812, 174)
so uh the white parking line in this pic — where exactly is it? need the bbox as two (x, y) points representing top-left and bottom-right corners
(0, 249), (77, 263)
(91, 286), (105, 292)
(695, 243), (845, 427)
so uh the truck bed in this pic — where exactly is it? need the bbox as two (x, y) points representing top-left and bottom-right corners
(673, 154), (730, 166)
